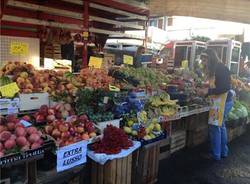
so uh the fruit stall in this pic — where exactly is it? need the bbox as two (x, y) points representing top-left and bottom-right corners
(1, 61), (245, 184)
(1, 1), (250, 184)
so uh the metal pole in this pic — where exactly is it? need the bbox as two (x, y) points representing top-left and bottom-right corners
(82, 0), (89, 67)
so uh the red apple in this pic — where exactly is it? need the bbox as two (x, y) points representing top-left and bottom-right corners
(52, 129), (61, 138)
(7, 122), (15, 131)
(59, 124), (68, 132)
(76, 126), (84, 134)
(0, 125), (7, 133)
(15, 127), (26, 137)
(47, 115), (55, 122)
(44, 125), (53, 134)
(36, 114), (45, 123)
(81, 133), (89, 140)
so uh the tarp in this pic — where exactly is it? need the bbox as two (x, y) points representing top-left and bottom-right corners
(149, 0), (250, 24)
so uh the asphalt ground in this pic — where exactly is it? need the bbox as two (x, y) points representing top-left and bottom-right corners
(158, 130), (250, 184)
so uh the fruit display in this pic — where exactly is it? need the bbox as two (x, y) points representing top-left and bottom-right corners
(78, 68), (114, 90)
(117, 67), (171, 89)
(123, 114), (163, 141)
(0, 61), (35, 77)
(91, 125), (133, 154)
(145, 93), (179, 118)
(0, 62), (78, 103)
(76, 88), (115, 122)
(33, 103), (75, 124)
(231, 78), (250, 92)
(0, 115), (44, 157)
(44, 114), (96, 147)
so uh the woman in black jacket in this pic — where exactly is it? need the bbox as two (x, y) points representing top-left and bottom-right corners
(199, 49), (234, 161)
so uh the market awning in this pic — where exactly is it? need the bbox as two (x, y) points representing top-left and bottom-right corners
(148, 0), (250, 24)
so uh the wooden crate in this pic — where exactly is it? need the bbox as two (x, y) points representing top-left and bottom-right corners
(227, 127), (234, 142)
(91, 153), (132, 184)
(170, 130), (186, 153)
(44, 44), (61, 59)
(227, 124), (246, 142)
(186, 125), (208, 148)
(186, 112), (209, 131)
(132, 140), (161, 184)
(159, 137), (171, 161)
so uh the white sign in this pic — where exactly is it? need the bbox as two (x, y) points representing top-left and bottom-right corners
(56, 140), (87, 172)
(7, 108), (18, 115)
(20, 120), (32, 127)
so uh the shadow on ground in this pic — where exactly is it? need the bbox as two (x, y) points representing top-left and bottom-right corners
(158, 132), (250, 184)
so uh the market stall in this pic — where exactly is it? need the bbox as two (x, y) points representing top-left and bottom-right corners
(1, 1), (250, 184)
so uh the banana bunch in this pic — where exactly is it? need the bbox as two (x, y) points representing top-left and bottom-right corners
(149, 93), (178, 107)
(137, 110), (148, 124)
(160, 106), (177, 117)
(147, 92), (179, 117)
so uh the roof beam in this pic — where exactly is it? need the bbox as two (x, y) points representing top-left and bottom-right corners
(89, 16), (144, 30)
(89, 3), (147, 21)
(2, 15), (82, 30)
(7, 0), (83, 19)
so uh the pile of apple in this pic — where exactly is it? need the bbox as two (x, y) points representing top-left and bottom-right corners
(33, 104), (75, 124)
(0, 115), (44, 157)
(1, 62), (78, 103)
(78, 68), (114, 90)
(44, 114), (96, 147)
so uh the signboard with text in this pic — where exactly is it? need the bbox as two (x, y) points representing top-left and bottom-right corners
(56, 141), (87, 172)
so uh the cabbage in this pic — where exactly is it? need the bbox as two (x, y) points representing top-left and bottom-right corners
(228, 111), (238, 120)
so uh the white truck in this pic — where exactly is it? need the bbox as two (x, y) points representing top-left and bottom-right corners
(207, 40), (241, 75)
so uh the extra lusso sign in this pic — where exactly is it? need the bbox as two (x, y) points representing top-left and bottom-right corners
(56, 140), (88, 172)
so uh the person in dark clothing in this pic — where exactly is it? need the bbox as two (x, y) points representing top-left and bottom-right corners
(199, 49), (233, 161)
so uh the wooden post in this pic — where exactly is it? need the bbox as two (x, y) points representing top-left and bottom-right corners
(27, 161), (37, 184)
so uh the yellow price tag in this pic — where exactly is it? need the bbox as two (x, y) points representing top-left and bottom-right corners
(0, 82), (20, 98)
(181, 60), (188, 69)
(10, 41), (29, 56)
(123, 55), (133, 65)
(88, 57), (103, 69)
(109, 84), (120, 92)
(82, 31), (89, 37)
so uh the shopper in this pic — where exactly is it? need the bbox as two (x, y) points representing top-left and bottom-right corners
(198, 49), (233, 161)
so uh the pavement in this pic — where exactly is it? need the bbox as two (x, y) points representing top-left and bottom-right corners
(158, 130), (250, 184)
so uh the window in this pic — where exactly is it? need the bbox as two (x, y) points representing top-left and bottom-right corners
(222, 47), (227, 64)
(158, 19), (163, 29)
(231, 47), (240, 63)
(174, 46), (187, 67)
(230, 63), (239, 74)
(149, 20), (157, 27)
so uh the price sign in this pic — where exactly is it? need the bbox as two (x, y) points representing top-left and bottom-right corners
(109, 84), (120, 92)
(7, 108), (18, 115)
(0, 83), (20, 98)
(20, 120), (32, 127)
(56, 141), (87, 172)
(123, 55), (133, 65)
(10, 41), (29, 56)
(88, 57), (103, 69)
